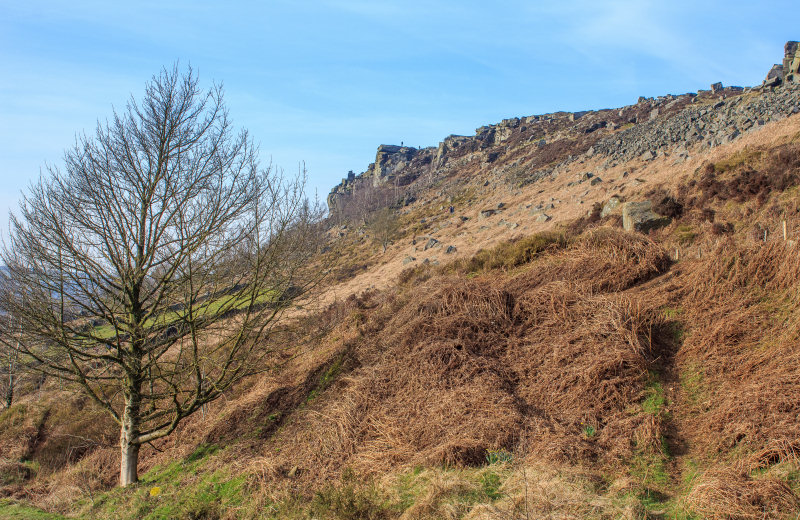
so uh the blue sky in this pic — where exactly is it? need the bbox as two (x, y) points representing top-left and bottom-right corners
(1, 1), (798, 239)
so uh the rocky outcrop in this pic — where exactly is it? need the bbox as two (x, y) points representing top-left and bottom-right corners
(327, 145), (436, 212)
(783, 41), (800, 84)
(589, 82), (800, 164)
(328, 42), (800, 216)
(764, 41), (800, 87)
(622, 202), (671, 234)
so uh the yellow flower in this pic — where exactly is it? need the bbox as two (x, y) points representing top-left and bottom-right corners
(150, 486), (162, 497)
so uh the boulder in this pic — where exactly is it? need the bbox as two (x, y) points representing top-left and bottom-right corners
(622, 201), (671, 233)
(536, 214), (552, 223)
(445, 246), (457, 254)
(601, 196), (623, 218)
(423, 238), (439, 251)
(479, 209), (496, 219)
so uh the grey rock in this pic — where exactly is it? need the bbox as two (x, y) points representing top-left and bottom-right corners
(423, 238), (439, 251)
(402, 256), (416, 265)
(479, 209), (496, 219)
(601, 196), (623, 218)
(590, 177), (603, 186)
(622, 201), (671, 233)
(536, 214), (552, 223)
(445, 246), (457, 254)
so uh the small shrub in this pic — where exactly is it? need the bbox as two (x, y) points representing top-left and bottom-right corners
(485, 449), (513, 465)
(710, 222), (734, 235)
(480, 471), (503, 500)
(653, 195), (684, 219)
(466, 232), (567, 272)
(674, 225), (697, 245)
(309, 469), (392, 520)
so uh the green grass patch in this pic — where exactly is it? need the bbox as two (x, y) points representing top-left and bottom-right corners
(87, 450), (245, 520)
(0, 500), (67, 519)
(463, 231), (567, 272)
(93, 289), (278, 339)
(681, 365), (707, 409)
(712, 147), (764, 173)
(0, 403), (27, 433)
(306, 353), (345, 404)
(630, 449), (671, 488)
(642, 376), (667, 417)
(308, 468), (395, 520)
(674, 224), (697, 245)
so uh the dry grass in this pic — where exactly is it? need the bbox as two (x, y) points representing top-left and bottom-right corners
(6, 114), (800, 518)
(686, 470), (799, 519)
(252, 228), (670, 497)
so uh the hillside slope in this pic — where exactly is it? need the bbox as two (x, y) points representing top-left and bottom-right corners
(2, 43), (800, 519)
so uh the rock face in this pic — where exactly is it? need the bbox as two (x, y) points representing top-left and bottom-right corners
(328, 42), (800, 216)
(764, 41), (800, 87)
(785, 41), (800, 84)
(622, 202), (670, 234)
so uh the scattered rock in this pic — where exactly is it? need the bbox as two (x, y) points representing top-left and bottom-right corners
(622, 201), (671, 233)
(601, 196), (623, 218)
(423, 238), (439, 251)
(479, 209), (496, 219)
(402, 256), (416, 265)
(590, 177), (603, 186)
(445, 246), (457, 254)
(536, 214), (552, 223)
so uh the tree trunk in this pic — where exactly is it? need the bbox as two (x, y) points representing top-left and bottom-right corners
(119, 393), (141, 486)
(3, 376), (12, 409)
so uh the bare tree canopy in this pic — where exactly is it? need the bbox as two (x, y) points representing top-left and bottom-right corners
(0, 65), (323, 486)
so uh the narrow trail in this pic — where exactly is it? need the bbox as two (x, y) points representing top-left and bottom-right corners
(634, 265), (695, 503)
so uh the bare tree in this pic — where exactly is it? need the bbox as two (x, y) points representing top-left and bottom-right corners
(367, 207), (399, 253)
(0, 270), (20, 410)
(0, 65), (323, 486)
(0, 321), (19, 410)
